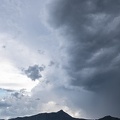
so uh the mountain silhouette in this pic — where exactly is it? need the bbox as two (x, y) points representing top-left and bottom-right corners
(99, 116), (120, 120)
(9, 110), (120, 120)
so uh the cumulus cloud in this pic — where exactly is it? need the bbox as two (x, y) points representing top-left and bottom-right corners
(0, 60), (39, 91)
(23, 65), (45, 81)
(48, 0), (120, 118)
(0, 0), (67, 119)
(0, 102), (11, 108)
(0, 86), (82, 119)
(0, 90), (34, 119)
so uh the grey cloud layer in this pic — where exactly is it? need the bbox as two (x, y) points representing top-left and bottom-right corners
(0, 102), (11, 108)
(48, 0), (120, 117)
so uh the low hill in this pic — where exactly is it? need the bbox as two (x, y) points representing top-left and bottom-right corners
(9, 110), (120, 120)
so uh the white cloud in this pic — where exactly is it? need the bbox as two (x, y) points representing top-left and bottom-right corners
(0, 0), (84, 119)
(0, 33), (50, 91)
(0, 60), (39, 91)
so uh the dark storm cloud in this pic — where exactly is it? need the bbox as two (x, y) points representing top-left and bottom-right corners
(24, 65), (45, 81)
(48, 0), (120, 117)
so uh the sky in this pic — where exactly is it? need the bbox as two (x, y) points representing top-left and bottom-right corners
(0, 0), (120, 119)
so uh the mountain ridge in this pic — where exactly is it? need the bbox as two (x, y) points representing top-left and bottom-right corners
(8, 110), (120, 120)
